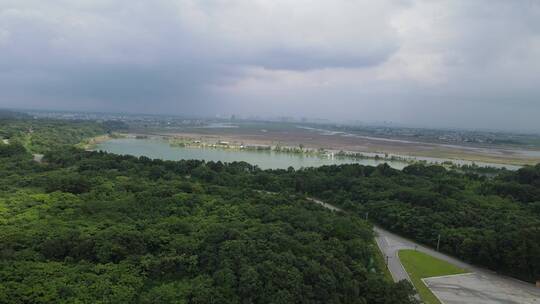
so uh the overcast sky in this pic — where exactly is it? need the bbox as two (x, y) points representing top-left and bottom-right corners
(1, 0), (540, 131)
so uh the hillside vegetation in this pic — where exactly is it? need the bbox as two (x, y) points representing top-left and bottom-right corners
(1, 118), (539, 303)
(0, 118), (125, 154)
(243, 163), (540, 282)
(0, 120), (415, 303)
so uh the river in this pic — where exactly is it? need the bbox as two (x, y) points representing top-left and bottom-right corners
(95, 138), (411, 170)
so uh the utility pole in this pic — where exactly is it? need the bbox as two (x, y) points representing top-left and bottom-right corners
(436, 234), (441, 252)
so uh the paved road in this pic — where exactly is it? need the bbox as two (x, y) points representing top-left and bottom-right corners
(374, 226), (479, 282)
(308, 197), (412, 282)
(306, 197), (343, 212)
(306, 196), (540, 302)
(374, 224), (540, 303)
(374, 226), (413, 282)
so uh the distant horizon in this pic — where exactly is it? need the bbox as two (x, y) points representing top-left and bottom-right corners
(8, 106), (540, 136)
(1, 1), (539, 132)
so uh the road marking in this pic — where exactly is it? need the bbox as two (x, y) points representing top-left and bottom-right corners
(423, 272), (473, 281)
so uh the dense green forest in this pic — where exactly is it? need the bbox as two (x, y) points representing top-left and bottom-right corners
(238, 164), (540, 282)
(1, 117), (539, 303)
(0, 120), (415, 303)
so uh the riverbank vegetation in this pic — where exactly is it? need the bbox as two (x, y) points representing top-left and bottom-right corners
(398, 250), (467, 304)
(77, 133), (127, 150)
(169, 137), (327, 157)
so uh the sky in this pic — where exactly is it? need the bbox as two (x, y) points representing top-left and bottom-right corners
(1, 0), (540, 131)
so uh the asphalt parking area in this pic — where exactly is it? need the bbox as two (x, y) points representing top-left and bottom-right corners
(423, 273), (540, 304)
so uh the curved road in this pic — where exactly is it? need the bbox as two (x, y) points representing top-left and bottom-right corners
(307, 197), (540, 303)
(374, 226), (540, 303)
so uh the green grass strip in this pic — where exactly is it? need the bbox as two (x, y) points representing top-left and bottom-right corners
(398, 249), (468, 304)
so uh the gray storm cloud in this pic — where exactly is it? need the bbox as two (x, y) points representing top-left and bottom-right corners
(0, 0), (539, 131)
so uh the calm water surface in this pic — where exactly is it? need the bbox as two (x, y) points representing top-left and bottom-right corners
(96, 138), (410, 170)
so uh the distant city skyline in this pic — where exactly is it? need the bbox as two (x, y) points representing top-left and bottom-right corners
(11, 107), (540, 135)
(1, 1), (540, 131)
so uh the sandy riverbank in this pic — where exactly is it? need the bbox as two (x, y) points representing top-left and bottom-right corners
(78, 133), (124, 150)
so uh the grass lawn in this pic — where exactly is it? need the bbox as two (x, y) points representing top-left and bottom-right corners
(398, 250), (468, 304)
